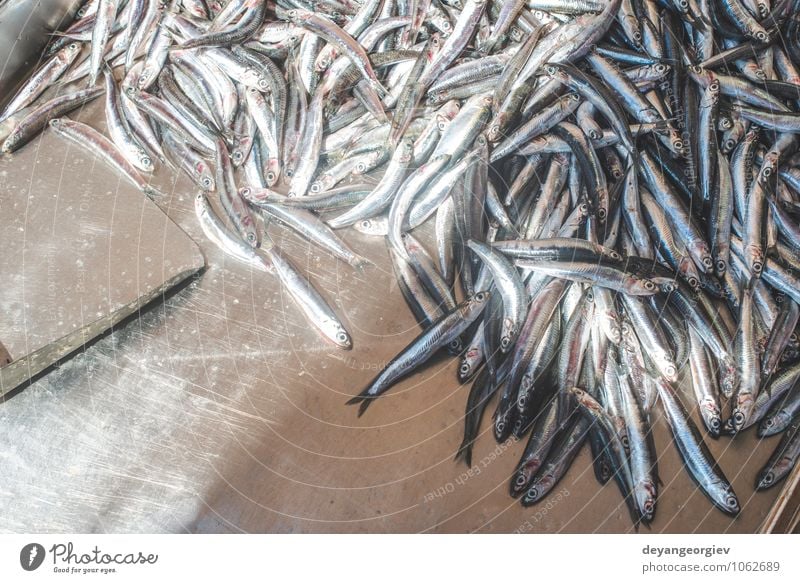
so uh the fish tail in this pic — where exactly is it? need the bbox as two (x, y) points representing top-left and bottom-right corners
(357, 397), (374, 417)
(345, 395), (363, 407)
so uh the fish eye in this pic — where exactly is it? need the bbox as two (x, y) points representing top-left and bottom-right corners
(360, 220), (370, 228)
(726, 495), (738, 508)
(475, 292), (487, 301)
(336, 331), (349, 344)
(644, 280), (656, 291)
(710, 417), (721, 430)
(762, 472), (774, 485)
(310, 182), (321, 193)
(267, 172), (276, 183)
(515, 474), (527, 487)
(733, 411), (745, 426)
(247, 233), (257, 244)
(528, 488), (538, 499)
(459, 363), (470, 374)
(202, 177), (213, 189)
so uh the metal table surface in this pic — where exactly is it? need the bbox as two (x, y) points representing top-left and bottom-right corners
(0, 95), (786, 533)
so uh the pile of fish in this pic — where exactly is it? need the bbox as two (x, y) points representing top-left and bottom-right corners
(3, 0), (800, 527)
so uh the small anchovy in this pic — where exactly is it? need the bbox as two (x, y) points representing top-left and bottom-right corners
(1, 42), (82, 121)
(243, 189), (370, 269)
(347, 292), (490, 416)
(264, 246), (353, 350)
(89, 0), (120, 86)
(194, 192), (270, 272)
(48, 118), (159, 197)
(521, 414), (592, 507)
(756, 418), (800, 491)
(654, 378), (740, 517)
(2, 87), (103, 153)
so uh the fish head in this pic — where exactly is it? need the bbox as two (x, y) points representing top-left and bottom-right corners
(718, 487), (740, 516)
(761, 411), (790, 436)
(523, 475), (553, 505)
(470, 290), (491, 308)
(197, 164), (215, 191)
(458, 350), (481, 382)
(500, 319), (517, 353)
(700, 400), (722, 437)
(64, 42), (82, 59)
(626, 277), (658, 296)
(757, 469), (776, 490)
(321, 320), (352, 350)
(511, 461), (539, 497)
(637, 481), (658, 523)
(137, 66), (157, 91)
(353, 218), (388, 237)
(264, 159), (281, 187)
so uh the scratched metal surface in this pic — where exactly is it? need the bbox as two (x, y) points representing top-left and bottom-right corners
(0, 94), (786, 533)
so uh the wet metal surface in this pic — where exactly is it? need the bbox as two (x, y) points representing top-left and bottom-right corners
(0, 120), (205, 395)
